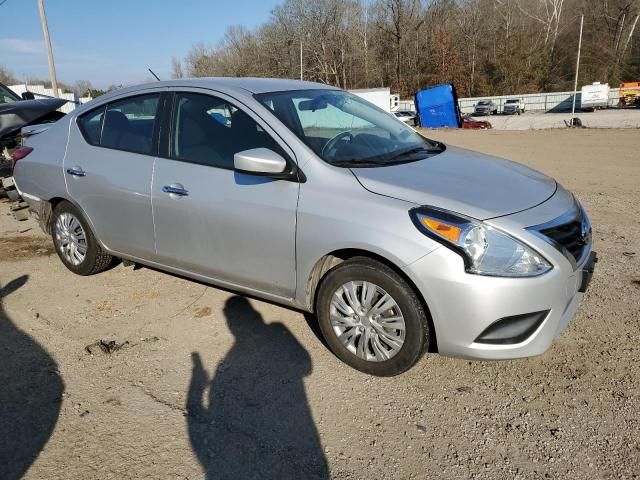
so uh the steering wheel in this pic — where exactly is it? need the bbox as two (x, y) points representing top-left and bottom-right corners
(322, 131), (354, 158)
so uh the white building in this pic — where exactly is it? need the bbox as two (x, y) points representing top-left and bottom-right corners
(8, 84), (92, 113)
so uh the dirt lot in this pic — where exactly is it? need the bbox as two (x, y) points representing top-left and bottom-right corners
(1, 129), (638, 479)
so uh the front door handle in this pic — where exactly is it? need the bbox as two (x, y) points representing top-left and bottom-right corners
(66, 166), (86, 177)
(162, 184), (189, 197)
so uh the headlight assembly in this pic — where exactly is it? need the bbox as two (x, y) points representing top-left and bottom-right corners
(410, 207), (552, 277)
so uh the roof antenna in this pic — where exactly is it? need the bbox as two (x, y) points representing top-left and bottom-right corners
(148, 68), (161, 81)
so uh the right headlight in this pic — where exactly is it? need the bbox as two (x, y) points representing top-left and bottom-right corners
(410, 206), (552, 277)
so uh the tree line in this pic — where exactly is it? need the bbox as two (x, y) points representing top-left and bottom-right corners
(173, 0), (640, 98)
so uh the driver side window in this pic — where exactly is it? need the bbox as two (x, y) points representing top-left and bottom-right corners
(171, 93), (282, 169)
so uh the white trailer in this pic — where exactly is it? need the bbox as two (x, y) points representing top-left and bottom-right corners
(580, 82), (610, 110)
(349, 88), (393, 112)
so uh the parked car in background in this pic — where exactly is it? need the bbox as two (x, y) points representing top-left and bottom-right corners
(473, 100), (498, 116)
(394, 110), (416, 125)
(13, 78), (596, 376)
(503, 98), (525, 115)
(1, 82), (66, 158)
(461, 115), (492, 129)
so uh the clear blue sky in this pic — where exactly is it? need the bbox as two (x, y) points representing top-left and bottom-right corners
(0, 0), (280, 88)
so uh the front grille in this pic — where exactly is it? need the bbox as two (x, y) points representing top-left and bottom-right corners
(528, 201), (592, 268)
(539, 221), (586, 262)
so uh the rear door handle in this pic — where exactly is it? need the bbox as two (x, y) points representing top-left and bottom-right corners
(162, 185), (189, 196)
(66, 167), (86, 177)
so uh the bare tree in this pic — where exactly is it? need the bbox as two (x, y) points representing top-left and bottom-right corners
(171, 57), (184, 79)
(73, 79), (92, 97)
(0, 65), (17, 85)
(180, 0), (640, 97)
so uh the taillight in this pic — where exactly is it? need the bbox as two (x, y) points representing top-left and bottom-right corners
(11, 146), (33, 171)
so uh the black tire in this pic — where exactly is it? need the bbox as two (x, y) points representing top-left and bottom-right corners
(315, 257), (430, 376)
(51, 201), (113, 276)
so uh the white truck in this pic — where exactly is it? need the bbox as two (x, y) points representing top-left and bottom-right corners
(580, 82), (610, 111)
(502, 98), (525, 115)
(348, 88), (400, 113)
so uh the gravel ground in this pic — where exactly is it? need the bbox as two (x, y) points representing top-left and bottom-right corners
(463, 108), (640, 130)
(0, 129), (638, 479)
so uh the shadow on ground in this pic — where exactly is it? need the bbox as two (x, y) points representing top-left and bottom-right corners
(0, 275), (64, 479)
(187, 296), (329, 480)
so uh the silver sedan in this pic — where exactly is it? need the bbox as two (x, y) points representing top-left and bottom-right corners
(12, 78), (596, 376)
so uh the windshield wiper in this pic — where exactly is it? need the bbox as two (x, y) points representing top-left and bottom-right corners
(329, 159), (388, 167)
(328, 144), (444, 168)
(384, 145), (443, 163)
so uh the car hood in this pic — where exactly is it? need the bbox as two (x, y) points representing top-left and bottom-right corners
(351, 145), (557, 220)
(0, 98), (67, 139)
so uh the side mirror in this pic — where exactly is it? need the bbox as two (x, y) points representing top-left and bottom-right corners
(234, 148), (288, 176)
(21, 91), (35, 100)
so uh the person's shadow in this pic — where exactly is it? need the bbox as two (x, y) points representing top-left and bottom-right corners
(187, 296), (329, 480)
(0, 275), (64, 479)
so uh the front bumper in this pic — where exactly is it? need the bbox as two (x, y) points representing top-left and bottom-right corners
(402, 202), (595, 360)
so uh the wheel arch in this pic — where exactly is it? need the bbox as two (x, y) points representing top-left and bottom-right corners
(305, 248), (438, 353)
(41, 196), (107, 251)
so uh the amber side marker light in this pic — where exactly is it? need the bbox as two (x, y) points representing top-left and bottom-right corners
(420, 217), (462, 243)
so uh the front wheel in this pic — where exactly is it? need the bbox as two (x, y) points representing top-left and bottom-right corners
(51, 201), (113, 275)
(315, 257), (431, 376)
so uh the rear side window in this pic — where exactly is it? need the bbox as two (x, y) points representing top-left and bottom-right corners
(0, 83), (21, 104)
(171, 93), (282, 169)
(101, 94), (160, 155)
(77, 106), (105, 145)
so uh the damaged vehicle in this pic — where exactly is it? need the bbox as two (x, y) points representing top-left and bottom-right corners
(0, 82), (66, 160)
(12, 79), (596, 376)
(461, 114), (492, 129)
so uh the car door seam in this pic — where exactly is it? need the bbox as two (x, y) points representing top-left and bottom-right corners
(62, 117), (74, 194)
(151, 157), (158, 255)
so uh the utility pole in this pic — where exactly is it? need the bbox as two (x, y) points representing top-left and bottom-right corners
(570, 14), (584, 125)
(300, 38), (303, 81)
(38, 0), (59, 98)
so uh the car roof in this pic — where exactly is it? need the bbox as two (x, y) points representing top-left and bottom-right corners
(74, 77), (338, 115)
(107, 77), (334, 99)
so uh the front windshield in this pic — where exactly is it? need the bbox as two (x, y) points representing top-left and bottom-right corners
(506, 99), (517, 104)
(255, 89), (443, 167)
(0, 83), (20, 104)
(478, 101), (490, 105)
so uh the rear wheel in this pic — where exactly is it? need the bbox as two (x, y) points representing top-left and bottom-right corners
(51, 201), (112, 275)
(316, 257), (430, 376)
